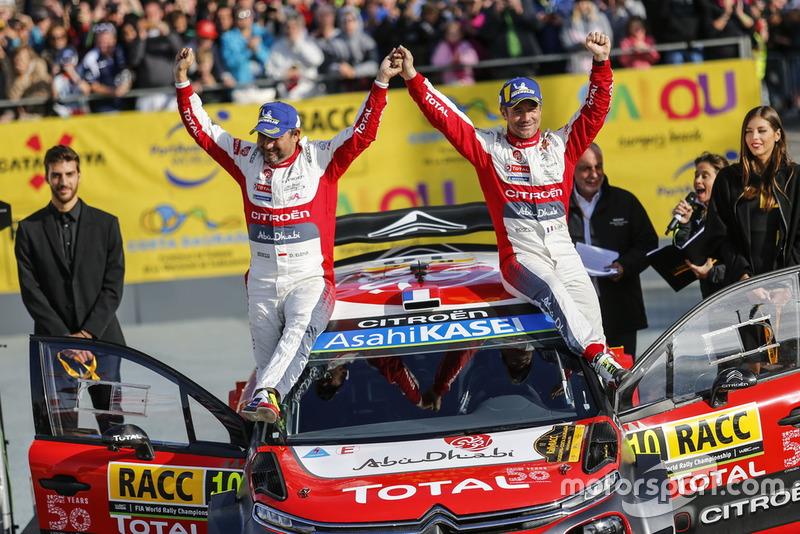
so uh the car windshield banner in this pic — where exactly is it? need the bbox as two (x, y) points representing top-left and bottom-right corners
(311, 304), (558, 357)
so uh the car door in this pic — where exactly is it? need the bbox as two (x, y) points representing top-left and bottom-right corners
(28, 336), (249, 534)
(615, 267), (800, 534)
(0, 398), (13, 534)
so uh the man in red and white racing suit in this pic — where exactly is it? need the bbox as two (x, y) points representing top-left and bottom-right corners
(174, 47), (402, 421)
(396, 33), (628, 387)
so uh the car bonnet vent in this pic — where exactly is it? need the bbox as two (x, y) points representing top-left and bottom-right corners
(583, 421), (618, 474)
(251, 451), (287, 501)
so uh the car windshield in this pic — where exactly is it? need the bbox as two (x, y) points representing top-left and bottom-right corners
(284, 337), (600, 442)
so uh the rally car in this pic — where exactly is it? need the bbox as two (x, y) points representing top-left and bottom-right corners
(26, 203), (800, 534)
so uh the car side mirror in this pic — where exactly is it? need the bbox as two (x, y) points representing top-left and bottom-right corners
(101, 423), (155, 461)
(709, 367), (757, 409)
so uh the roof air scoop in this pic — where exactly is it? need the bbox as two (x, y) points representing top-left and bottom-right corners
(402, 280), (442, 311)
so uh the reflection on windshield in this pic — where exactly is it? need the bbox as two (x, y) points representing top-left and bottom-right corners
(285, 342), (598, 440)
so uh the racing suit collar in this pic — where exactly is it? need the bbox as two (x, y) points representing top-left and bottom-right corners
(505, 130), (541, 148)
(266, 143), (303, 168)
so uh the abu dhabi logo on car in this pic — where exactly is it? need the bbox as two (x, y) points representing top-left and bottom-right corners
(295, 428), (551, 478)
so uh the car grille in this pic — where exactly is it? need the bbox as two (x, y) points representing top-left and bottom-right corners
(258, 502), (567, 533)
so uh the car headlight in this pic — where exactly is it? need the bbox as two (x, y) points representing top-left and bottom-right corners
(253, 503), (316, 533)
(572, 515), (626, 534)
(561, 471), (620, 512)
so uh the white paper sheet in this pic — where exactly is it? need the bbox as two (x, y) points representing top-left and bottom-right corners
(575, 242), (619, 277)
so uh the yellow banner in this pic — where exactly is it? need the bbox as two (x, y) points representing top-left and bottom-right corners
(0, 59), (760, 293)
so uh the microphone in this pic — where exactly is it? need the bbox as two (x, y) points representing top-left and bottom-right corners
(665, 192), (698, 235)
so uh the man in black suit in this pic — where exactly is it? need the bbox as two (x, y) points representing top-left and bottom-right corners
(15, 144), (125, 432)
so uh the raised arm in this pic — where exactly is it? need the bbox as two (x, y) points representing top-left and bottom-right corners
(398, 44), (417, 82)
(173, 47), (245, 185)
(173, 46), (194, 84)
(376, 46), (403, 85)
(584, 30), (610, 62)
(396, 44), (489, 169)
(562, 33), (614, 165)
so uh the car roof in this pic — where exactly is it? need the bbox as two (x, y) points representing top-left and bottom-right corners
(309, 204), (563, 361)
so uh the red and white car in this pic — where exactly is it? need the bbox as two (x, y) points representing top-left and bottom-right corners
(26, 204), (800, 534)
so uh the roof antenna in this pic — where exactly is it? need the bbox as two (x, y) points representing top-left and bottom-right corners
(410, 261), (429, 282)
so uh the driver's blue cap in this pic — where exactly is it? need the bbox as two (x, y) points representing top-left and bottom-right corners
(499, 77), (542, 107)
(250, 101), (301, 137)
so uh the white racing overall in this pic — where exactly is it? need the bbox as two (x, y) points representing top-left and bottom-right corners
(405, 62), (614, 358)
(177, 80), (390, 396)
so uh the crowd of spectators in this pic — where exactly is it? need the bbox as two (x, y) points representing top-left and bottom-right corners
(0, 0), (799, 121)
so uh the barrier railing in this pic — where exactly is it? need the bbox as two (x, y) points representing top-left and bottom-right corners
(0, 36), (755, 116)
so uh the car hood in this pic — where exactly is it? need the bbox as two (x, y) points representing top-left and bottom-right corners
(254, 424), (616, 521)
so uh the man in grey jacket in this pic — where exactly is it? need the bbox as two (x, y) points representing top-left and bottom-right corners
(265, 10), (324, 100)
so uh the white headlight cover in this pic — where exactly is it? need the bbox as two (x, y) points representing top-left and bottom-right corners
(561, 470), (620, 512)
(253, 503), (316, 534)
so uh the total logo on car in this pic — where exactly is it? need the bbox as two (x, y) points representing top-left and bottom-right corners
(26, 204), (800, 534)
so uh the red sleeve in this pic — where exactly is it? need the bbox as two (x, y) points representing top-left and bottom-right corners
(369, 357), (421, 405)
(433, 348), (476, 397)
(175, 84), (247, 186)
(326, 81), (389, 181)
(405, 73), (492, 169)
(563, 60), (614, 166)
